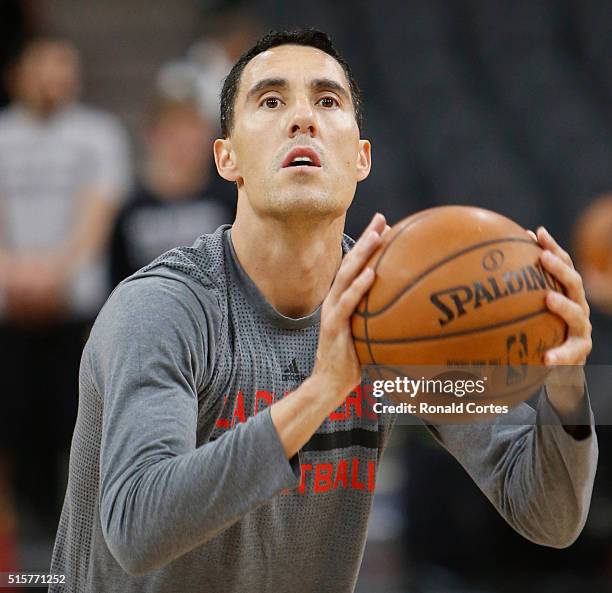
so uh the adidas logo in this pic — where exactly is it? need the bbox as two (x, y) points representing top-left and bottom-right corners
(282, 358), (307, 383)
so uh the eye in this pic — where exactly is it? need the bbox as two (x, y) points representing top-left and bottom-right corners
(318, 96), (339, 108)
(261, 97), (282, 109)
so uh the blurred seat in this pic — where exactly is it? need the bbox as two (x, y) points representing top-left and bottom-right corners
(465, 0), (563, 56)
(365, 1), (545, 228)
(570, 0), (612, 100)
(465, 0), (612, 245)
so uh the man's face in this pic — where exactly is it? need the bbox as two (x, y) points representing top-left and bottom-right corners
(14, 41), (81, 115)
(216, 44), (371, 221)
(148, 108), (212, 176)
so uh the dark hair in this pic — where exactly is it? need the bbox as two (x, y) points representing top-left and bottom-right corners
(17, 36), (79, 62)
(220, 28), (363, 138)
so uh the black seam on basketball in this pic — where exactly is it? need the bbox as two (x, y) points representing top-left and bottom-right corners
(354, 236), (537, 319)
(361, 211), (435, 366)
(372, 210), (435, 274)
(364, 290), (377, 364)
(353, 308), (550, 344)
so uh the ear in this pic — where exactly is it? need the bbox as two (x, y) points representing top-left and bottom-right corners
(214, 138), (241, 182)
(356, 139), (372, 182)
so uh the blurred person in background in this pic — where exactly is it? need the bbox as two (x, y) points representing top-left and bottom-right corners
(0, 1), (30, 576)
(573, 194), (612, 325)
(572, 194), (612, 582)
(109, 99), (234, 287)
(157, 4), (262, 123)
(0, 36), (131, 564)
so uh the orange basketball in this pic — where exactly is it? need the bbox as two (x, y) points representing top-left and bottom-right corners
(352, 206), (567, 412)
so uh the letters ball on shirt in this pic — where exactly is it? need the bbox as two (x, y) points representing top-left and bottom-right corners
(351, 206), (567, 413)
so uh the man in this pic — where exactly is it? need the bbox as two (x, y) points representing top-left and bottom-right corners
(109, 99), (234, 287)
(50, 29), (596, 593)
(0, 37), (130, 570)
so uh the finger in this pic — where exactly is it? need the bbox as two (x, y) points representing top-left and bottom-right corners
(382, 224), (392, 237)
(362, 212), (386, 237)
(526, 229), (538, 243)
(355, 213), (386, 252)
(336, 266), (376, 318)
(331, 231), (381, 299)
(330, 215), (385, 299)
(540, 250), (589, 314)
(537, 226), (574, 268)
(544, 336), (591, 366)
(546, 291), (590, 336)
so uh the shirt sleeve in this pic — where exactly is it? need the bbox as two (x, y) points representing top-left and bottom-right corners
(423, 388), (598, 548)
(90, 273), (300, 576)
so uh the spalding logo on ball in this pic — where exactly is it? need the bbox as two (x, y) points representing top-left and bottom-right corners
(351, 205), (567, 415)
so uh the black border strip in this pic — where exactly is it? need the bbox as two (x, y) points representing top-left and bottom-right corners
(302, 428), (380, 452)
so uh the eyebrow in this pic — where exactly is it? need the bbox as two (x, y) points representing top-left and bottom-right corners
(245, 77), (351, 103)
(246, 78), (287, 101)
(311, 78), (350, 103)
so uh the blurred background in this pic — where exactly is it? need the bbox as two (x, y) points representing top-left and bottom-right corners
(0, 0), (610, 592)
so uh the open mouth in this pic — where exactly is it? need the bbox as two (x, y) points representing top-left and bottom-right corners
(282, 147), (322, 168)
(286, 157), (316, 167)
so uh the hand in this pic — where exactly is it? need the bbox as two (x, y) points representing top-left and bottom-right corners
(312, 213), (387, 405)
(532, 226), (592, 422)
(4, 254), (69, 324)
(534, 226), (592, 367)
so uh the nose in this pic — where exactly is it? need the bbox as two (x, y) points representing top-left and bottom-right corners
(287, 97), (317, 137)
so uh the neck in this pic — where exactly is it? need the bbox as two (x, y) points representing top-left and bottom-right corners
(231, 197), (345, 318)
(19, 98), (66, 120)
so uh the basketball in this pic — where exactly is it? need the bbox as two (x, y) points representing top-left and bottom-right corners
(352, 205), (568, 411)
